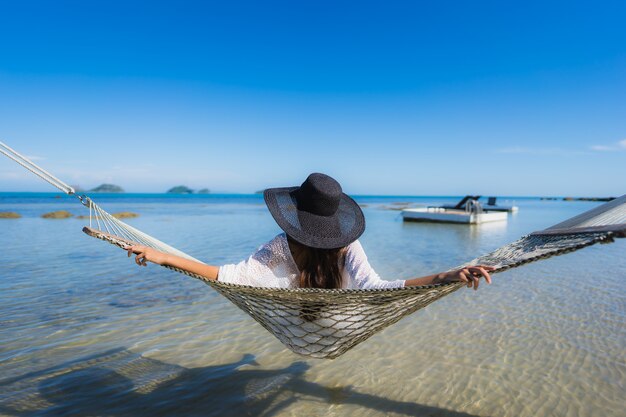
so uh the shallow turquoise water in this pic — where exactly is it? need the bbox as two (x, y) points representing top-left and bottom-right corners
(1, 194), (624, 416)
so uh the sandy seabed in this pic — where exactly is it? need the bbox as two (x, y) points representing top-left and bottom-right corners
(1, 195), (624, 416)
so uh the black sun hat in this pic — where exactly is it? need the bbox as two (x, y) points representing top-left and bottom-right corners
(263, 173), (365, 249)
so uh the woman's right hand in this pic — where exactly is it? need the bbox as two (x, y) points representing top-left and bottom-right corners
(127, 245), (168, 266)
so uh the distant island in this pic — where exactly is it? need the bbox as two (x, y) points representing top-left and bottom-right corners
(166, 185), (211, 194)
(541, 196), (615, 202)
(167, 185), (194, 194)
(562, 197), (615, 202)
(90, 184), (124, 193)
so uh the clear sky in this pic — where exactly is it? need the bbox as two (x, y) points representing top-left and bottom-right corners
(1, 1), (624, 196)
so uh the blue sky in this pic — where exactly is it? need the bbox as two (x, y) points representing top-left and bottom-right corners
(0, 1), (624, 196)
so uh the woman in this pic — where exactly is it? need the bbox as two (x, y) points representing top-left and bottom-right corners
(127, 173), (494, 289)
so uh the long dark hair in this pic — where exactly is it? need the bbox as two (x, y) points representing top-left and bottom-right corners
(287, 236), (346, 289)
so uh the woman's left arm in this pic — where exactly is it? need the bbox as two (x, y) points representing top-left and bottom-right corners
(127, 245), (219, 281)
(404, 265), (495, 290)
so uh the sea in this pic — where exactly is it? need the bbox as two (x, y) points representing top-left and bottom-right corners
(0, 193), (624, 417)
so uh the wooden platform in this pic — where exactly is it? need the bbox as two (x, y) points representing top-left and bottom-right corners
(402, 207), (508, 224)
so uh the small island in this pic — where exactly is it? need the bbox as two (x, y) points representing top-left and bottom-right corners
(197, 188), (210, 194)
(563, 197), (615, 202)
(167, 185), (194, 194)
(90, 184), (125, 193)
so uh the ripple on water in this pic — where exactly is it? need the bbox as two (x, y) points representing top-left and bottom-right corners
(1, 198), (625, 416)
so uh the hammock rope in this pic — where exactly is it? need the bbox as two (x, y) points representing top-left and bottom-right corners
(2, 142), (625, 359)
(82, 206), (624, 359)
(0, 141), (76, 195)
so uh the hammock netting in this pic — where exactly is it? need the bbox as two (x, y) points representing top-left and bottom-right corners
(2, 141), (624, 359)
(81, 195), (626, 359)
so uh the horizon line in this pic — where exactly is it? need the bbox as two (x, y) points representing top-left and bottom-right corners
(0, 191), (619, 200)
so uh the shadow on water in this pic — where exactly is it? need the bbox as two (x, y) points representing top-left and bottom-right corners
(0, 348), (482, 417)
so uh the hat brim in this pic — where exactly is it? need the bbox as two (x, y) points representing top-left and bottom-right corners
(264, 186), (365, 249)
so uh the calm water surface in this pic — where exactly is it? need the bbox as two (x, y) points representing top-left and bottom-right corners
(1, 194), (624, 416)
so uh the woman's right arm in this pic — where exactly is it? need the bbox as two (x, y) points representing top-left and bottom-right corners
(404, 266), (494, 289)
(127, 245), (219, 281)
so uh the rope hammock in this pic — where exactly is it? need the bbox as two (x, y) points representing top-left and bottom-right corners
(2, 141), (625, 359)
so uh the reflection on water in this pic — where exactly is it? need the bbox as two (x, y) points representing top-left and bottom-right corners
(1, 348), (481, 417)
(0, 194), (624, 416)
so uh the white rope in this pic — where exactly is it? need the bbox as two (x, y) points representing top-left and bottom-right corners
(82, 196), (201, 262)
(0, 142), (192, 254)
(96, 205), (112, 234)
(0, 141), (75, 195)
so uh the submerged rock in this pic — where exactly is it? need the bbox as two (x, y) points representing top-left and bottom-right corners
(74, 213), (137, 220)
(0, 211), (21, 219)
(112, 212), (139, 219)
(42, 210), (73, 219)
(75, 215), (103, 220)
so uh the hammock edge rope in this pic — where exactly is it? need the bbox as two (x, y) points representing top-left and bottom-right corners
(81, 200), (625, 359)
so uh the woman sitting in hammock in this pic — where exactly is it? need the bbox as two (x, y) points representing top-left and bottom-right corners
(127, 173), (494, 290)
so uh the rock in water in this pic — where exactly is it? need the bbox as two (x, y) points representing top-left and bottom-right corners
(42, 210), (73, 219)
(112, 212), (140, 219)
(0, 212), (21, 219)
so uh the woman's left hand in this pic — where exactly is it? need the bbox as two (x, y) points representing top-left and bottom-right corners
(437, 265), (495, 290)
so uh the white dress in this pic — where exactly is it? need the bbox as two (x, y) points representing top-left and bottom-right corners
(218, 233), (405, 289)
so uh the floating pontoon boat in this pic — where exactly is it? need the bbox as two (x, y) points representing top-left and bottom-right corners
(403, 199), (508, 224)
(481, 197), (519, 212)
(442, 195), (518, 213)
